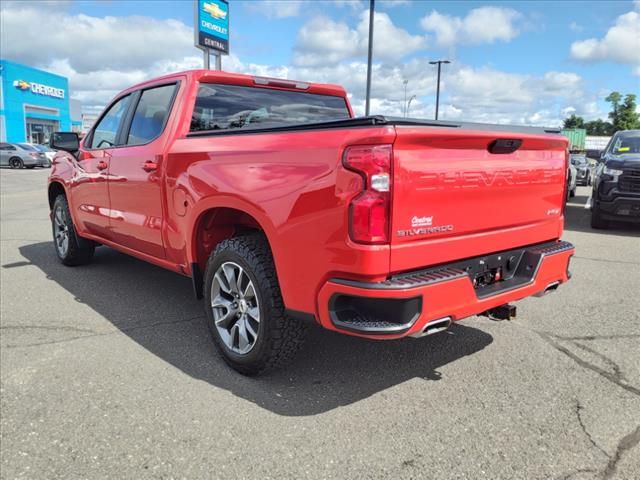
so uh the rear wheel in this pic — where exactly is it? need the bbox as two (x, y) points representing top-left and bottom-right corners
(9, 157), (23, 169)
(203, 234), (307, 375)
(51, 195), (95, 265)
(590, 202), (609, 229)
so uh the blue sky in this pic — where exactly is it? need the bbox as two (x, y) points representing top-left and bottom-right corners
(2, 0), (638, 124)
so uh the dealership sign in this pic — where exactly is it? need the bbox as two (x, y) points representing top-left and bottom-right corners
(195, 0), (229, 54)
(13, 79), (65, 99)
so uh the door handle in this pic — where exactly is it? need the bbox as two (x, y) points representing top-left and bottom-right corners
(96, 160), (108, 171)
(142, 160), (158, 172)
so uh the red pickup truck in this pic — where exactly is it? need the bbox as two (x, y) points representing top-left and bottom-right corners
(48, 70), (574, 374)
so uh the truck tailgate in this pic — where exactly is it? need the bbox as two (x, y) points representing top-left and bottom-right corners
(390, 126), (568, 272)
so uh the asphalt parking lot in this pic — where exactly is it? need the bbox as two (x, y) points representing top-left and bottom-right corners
(1, 168), (639, 479)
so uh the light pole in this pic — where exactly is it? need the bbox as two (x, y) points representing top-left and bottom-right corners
(365, 0), (375, 116)
(403, 79), (408, 117)
(429, 60), (450, 120)
(407, 95), (416, 117)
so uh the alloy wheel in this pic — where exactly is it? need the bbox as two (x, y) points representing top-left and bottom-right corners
(53, 205), (70, 257)
(210, 262), (261, 354)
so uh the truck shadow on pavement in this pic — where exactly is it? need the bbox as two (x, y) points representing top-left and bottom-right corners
(564, 194), (640, 237)
(14, 242), (494, 417)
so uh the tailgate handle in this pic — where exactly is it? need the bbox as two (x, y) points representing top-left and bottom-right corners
(488, 139), (522, 154)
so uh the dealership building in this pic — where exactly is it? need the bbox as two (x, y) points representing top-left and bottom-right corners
(0, 59), (82, 144)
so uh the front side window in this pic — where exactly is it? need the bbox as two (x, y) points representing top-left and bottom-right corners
(127, 84), (177, 146)
(190, 83), (351, 132)
(89, 95), (131, 149)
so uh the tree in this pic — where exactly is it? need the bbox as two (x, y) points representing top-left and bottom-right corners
(563, 114), (585, 129)
(606, 91), (640, 132)
(584, 119), (613, 136)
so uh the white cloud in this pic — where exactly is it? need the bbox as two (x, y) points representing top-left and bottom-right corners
(225, 52), (600, 127)
(420, 6), (522, 47)
(0, 3), (194, 74)
(332, 0), (365, 10)
(293, 11), (426, 66)
(570, 10), (640, 67)
(569, 21), (583, 32)
(246, 0), (304, 19)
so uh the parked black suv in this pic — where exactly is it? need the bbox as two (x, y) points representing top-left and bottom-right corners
(591, 130), (640, 229)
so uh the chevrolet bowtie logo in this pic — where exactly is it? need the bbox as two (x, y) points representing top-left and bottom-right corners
(13, 80), (30, 90)
(203, 2), (227, 20)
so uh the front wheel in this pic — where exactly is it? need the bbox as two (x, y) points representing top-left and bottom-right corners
(51, 195), (95, 265)
(203, 234), (307, 375)
(590, 202), (609, 229)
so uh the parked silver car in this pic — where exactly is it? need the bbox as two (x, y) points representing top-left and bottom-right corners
(570, 153), (593, 186)
(17, 143), (50, 167)
(0, 142), (41, 169)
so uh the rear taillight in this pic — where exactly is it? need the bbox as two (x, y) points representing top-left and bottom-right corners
(29, 153), (39, 159)
(343, 144), (392, 244)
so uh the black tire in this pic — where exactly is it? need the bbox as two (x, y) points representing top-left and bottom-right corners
(203, 234), (307, 375)
(51, 195), (95, 266)
(9, 157), (23, 169)
(569, 188), (576, 198)
(590, 202), (609, 229)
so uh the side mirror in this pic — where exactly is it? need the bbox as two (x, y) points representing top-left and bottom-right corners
(50, 132), (79, 152)
(598, 152), (606, 163)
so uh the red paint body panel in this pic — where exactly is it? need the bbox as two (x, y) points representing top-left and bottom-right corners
(48, 69), (573, 340)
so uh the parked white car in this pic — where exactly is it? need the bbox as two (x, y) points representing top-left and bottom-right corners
(32, 144), (57, 166)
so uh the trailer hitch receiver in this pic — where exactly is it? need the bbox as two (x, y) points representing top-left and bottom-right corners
(481, 304), (517, 321)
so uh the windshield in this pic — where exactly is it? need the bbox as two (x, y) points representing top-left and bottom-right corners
(17, 143), (38, 151)
(34, 145), (53, 152)
(608, 131), (640, 155)
(190, 83), (351, 132)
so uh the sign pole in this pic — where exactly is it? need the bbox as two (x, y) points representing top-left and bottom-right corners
(215, 53), (222, 70)
(203, 49), (210, 70)
(365, 0), (375, 116)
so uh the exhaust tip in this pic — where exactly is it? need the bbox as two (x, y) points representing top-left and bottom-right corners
(534, 281), (561, 297)
(411, 317), (452, 338)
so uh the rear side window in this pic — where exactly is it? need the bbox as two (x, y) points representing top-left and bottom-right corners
(90, 95), (131, 149)
(127, 84), (177, 146)
(0, 143), (16, 151)
(190, 83), (350, 132)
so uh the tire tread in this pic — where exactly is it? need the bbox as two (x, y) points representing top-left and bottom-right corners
(204, 234), (307, 375)
(52, 195), (94, 266)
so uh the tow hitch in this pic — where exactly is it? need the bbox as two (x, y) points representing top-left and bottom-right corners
(481, 304), (517, 321)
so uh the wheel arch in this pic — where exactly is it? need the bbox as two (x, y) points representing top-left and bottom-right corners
(188, 199), (281, 299)
(48, 181), (67, 209)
